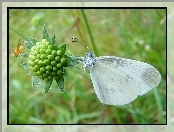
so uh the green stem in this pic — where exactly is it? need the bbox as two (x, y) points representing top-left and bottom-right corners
(81, 9), (98, 56)
(153, 88), (163, 123)
(9, 25), (28, 40)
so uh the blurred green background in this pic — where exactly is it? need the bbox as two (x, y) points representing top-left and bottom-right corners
(9, 8), (166, 124)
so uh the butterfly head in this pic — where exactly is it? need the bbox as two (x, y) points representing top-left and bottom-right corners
(71, 37), (96, 70)
(83, 52), (96, 70)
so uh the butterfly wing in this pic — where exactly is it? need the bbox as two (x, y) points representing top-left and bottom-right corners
(89, 56), (161, 105)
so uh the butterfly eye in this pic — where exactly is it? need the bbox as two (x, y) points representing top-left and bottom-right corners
(86, 52), (89, 57)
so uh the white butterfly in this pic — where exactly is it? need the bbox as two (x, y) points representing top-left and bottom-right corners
(72, 38), (161, 106)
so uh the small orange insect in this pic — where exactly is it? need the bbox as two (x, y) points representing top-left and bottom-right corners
(14, 38), (24, 57)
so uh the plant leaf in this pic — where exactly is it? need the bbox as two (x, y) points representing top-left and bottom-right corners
(28, 37), (38, 45)
(64, 55), (84, 67)
(45, 81), (52, 94)
(51, 34), (56, 45)
(56, 76), (65, 94)
(59, 44), (66, 55)
(24, 41), (35, 49)
(32, 76), (42, 88)
(21, 52), (29, 58)
(63, 69), (69, 79)
(43, 24), (50, 42)
(20, 62), (29, 69)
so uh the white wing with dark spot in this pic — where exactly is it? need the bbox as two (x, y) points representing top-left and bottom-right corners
(90, 56), (161, 105)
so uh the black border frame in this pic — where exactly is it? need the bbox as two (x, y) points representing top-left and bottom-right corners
(7, 6), (167, 125)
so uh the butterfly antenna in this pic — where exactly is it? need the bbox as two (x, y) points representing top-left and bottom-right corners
(72, 37), (90, 51)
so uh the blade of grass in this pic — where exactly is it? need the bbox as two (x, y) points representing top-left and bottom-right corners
(152, 88), (163, 123)
(81, 9), (98, 56)
(9, 25), (28, 40)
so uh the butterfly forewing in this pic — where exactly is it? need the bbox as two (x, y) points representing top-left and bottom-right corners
(90, 56), (161, 105)
(97, 56), (161, 95)
(90, 58), (139, 105)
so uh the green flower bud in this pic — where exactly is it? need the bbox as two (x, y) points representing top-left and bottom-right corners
(48, 45), (54, 50)
(46, 49), (52, 54)
(43, 59), (50, 65)
(57, 69), (63, 75)
(47, 55), (54, 61)
(53, 67), (58, 71)
(31, 15), (42, 27)
(55, 56), (61, 62)
(46, 65), (52, 71)
(51, 60), (57, 66)
(28, 39), (67, 82)
(52, 50), (57, 56)
(57, 50), (63, 56)
(57, 63), (62, 68)
(60, 57), (67, 64)
(40, 49), (46, 54)
(36, 42), (41, 46)
(42, 39), (47, 43)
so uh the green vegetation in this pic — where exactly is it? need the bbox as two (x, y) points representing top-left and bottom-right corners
(9, 9), (166, 124)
